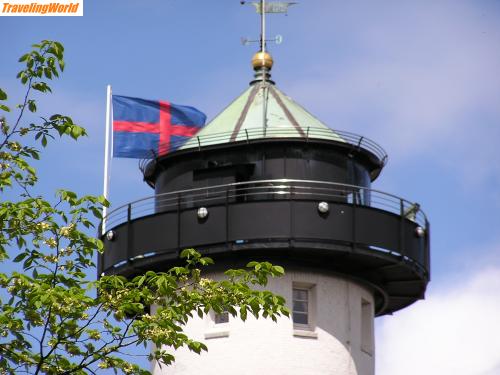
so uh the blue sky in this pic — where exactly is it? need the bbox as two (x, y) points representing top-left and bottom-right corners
(2, 1), (500, 373)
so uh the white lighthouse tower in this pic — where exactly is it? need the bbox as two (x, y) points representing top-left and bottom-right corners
(158, 270), (377, 375)
(100, 2), (430, 374)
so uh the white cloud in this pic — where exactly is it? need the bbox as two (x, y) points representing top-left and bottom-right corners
(376, 266), (500, 375)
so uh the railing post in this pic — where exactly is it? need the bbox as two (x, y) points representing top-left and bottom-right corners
(126, 203), (132, 265)
(289, 184), (294, 243)
(357, 136), (364, 149)
(177, 193), (181, 251)
(425, 219), (431, 279)
(352, 186), (357, 251)
(399, 200), (405, 257)
(225, 185), (229, 248)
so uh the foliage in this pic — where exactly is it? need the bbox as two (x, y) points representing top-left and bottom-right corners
(0, 41), (289, 374)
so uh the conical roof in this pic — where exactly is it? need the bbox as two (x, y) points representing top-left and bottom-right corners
(181, 81), (346, 149)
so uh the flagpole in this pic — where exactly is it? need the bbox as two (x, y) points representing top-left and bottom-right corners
(102, 84), (112, 235)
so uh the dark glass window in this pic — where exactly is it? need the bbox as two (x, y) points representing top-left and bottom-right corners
(292, 288), (309, 325)
(214, 311), (229, 324)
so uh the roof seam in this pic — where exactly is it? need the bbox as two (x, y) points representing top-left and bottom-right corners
(269, 85), (306, 137)
(230, 83), (261, 142)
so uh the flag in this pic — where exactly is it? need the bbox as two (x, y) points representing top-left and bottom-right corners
(112, 95), (206, 158)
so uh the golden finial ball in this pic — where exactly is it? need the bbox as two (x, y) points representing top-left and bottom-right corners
(252, 51), (274, 71)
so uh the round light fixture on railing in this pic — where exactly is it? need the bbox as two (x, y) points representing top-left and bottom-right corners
(415, 226), (425, 238)
(105, 230), (116, 241)
(318, 201), (329, 214)
(197, 207), (209, 220)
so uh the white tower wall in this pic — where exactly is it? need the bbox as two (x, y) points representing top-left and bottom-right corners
(153, 269), (375, 375)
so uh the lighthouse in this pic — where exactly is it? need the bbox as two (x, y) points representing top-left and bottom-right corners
(99, 3), (430, 374)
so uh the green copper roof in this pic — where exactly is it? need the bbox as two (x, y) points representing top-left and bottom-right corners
(181, 82), (345, 149)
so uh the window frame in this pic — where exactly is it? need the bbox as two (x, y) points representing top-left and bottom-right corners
(292, 283), (317, 337)
(204, 310), (230, 340)
(213, 310), (229, 325)
(292, 287), (310, 328)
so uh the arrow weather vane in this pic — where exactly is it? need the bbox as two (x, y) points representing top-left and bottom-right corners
(240, 0), (297, 53)
(240, 0), (297, 133)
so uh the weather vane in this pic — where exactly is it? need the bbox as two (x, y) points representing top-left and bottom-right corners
(240, 0), (297, 134)
(240, 1), (297, 53)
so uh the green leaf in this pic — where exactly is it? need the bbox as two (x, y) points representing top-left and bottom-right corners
(240, 306), (247, 321)
(28, 100), (36, 113)
(18, 53), (30, 62)
(0, 104), (10, 112)
(54, 41), (64, 54)
(44, 67), (52, 79)
(271, 265), (285, 276)
(31, 82), (51, 93)
(0, 88), (7, 100)
(137, 275), (146, 287)
(70, 126), (81, 139)
(13, 253), (28, 263)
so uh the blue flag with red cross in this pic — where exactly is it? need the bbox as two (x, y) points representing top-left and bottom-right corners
(112, 95), (206, 158)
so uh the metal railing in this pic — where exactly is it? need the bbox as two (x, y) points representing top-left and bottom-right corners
(103, 179), (427, 231)
(140, 127), (388, 165)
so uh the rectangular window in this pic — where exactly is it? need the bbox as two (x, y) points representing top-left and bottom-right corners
(292, 288), (309, 326)
(361, 299), (374, 355)
(292, 284), (317, 338)
(214, 311), (229, 325)
(204, 310), (230, 339)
